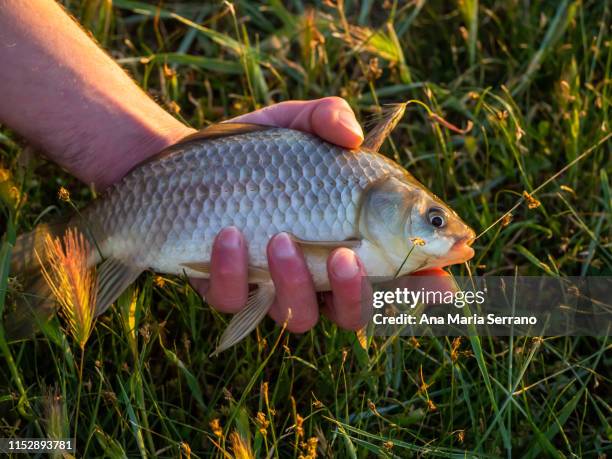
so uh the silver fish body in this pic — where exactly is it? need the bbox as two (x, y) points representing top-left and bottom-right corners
(14, 121), (475, 353)
(87, 127), (415, 287)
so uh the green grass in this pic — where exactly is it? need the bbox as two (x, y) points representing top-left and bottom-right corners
(1, 0), (611, 457)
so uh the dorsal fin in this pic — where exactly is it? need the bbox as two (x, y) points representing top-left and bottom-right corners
(129, 123), (272, 172)
(174, 122), (272, 147)
(362, 103), (407, 152)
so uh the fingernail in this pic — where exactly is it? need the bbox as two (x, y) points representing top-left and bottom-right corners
(218, 226), (242, 249)
(331, 249), (360, 280)
(271, 232), (297, 259)
(338, 109), (364, 141)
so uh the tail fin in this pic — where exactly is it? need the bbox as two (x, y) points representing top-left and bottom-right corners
(10, 222), (69, 275)
(5, 221), (70, 339)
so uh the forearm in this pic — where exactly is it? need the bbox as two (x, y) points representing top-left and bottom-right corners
(0, 0), (193, 189)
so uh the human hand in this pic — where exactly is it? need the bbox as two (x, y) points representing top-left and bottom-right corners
(190, 97), (453, 333)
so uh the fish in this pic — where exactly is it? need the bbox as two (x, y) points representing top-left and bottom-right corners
(9, 105), (475, 354)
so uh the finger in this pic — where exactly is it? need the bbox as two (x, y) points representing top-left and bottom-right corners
(412, 268), (451, 277)
(266, 232), (319, 333)
(412, 268), (455, 293)
(309, 97), (364, 149)
(229, 97), (363, 149)
(190, 278), (210, 298)
(322, 248), (371, 330)
(206, 227), (249, 313)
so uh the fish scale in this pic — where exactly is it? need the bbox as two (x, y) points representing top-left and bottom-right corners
(86, 128), (404, 273)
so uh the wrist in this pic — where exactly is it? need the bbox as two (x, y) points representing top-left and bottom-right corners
(91, 122), (195, 190)
(61, 118), (195, 191)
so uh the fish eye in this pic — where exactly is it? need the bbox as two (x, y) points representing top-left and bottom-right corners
(428, 208), (446, 228)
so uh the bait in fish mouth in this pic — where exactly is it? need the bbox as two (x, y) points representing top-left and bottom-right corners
(8, 104), (475, 354)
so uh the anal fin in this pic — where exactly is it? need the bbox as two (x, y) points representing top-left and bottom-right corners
(211, 282), (276, 356)
(96, 258), (142, 315)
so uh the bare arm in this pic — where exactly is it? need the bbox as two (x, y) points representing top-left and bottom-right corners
(0, 0), (193, 189)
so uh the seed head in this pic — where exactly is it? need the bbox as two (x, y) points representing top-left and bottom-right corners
(209, 418), (223, 438)
(38, 228), (97, 350)
(501, 213), (513, 227)
(256, 411), (269, 436)
(410, 237), (426, 247)
(523, 191), (541, 209)
(427, 399), (438, 411)
(58, 187), (71, 202)
(229, 431), (253, 459)
(0, 167), (9, 182)
(153, 275), (166, 288)
(180, 442), (191, 459)
(295, 414), (304, 438)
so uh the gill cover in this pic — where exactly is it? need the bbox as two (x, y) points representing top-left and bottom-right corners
(358, 175), (415, 259)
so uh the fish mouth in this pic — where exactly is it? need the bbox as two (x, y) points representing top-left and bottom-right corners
(447, 236), (475, 264)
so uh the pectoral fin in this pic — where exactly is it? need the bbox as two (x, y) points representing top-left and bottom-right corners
(96, 258), (142, 315)
(180, 262), (271, 283)
(180, 261), (211, 273)
(289, 235), (361, 249)
(211, 282), (276, 356)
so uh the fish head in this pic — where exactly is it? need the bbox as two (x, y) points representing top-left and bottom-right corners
(405, 186), (475, 271)
(360, 175), (475, 276)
